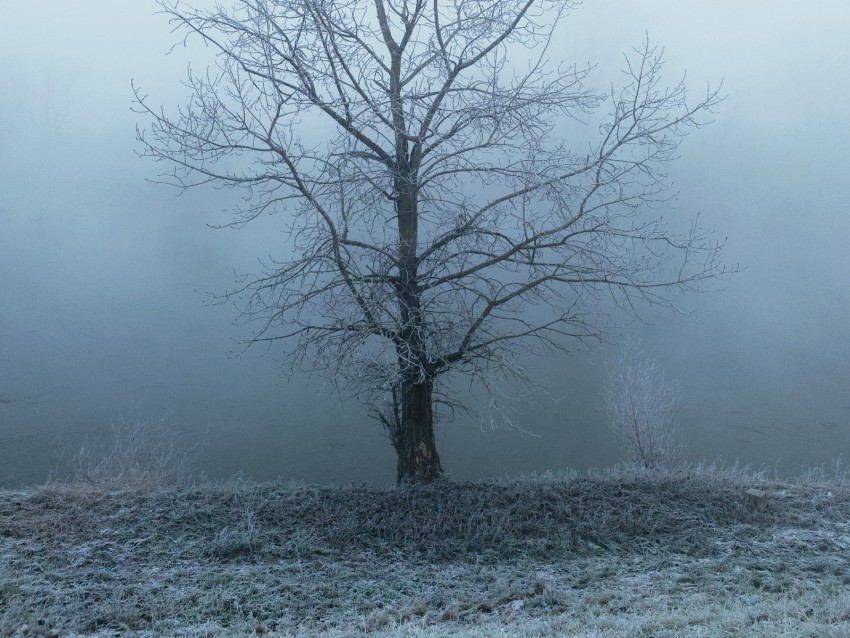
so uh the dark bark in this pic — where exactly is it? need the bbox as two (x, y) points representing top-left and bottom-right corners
(391, 99), (442, 481)
(397, 379), (443, 483)
(393, 262), (443, 483)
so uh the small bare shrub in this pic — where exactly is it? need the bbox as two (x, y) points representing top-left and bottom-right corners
(603, 343), (679, 470)
(73, 417), (192, 490)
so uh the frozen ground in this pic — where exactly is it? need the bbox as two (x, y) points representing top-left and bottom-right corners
(2, 465), (849, 637)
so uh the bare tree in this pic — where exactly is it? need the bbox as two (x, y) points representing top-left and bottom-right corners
(135, 0), (726, 483)
(603, 342), (678, 470)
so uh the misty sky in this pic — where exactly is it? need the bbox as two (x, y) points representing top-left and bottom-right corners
(1, 1), (849, 485)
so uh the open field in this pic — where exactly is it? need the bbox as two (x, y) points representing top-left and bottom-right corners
(2, 464), (850, 637)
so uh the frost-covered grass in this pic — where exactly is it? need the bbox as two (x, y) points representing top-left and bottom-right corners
(1, 464), (850, 637)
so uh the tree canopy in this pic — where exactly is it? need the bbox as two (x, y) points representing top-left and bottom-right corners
(136, 0), (726, 482)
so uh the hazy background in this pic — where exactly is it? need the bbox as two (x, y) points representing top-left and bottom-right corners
(1, 1), (848, 487)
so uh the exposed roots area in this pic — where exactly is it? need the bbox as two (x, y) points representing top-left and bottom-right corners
(2, 468), (849, 636)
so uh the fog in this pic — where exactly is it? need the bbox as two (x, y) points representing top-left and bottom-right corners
(1, 1), (848, 487)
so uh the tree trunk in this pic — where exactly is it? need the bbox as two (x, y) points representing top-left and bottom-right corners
(396, 379), (443, 483)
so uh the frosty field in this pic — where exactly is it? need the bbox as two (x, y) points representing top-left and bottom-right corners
(2, 466), (849, 637)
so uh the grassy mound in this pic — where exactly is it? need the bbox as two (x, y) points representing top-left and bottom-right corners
(2, 465), (849, 636)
